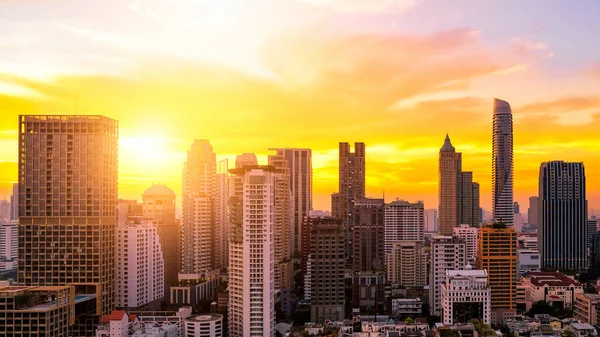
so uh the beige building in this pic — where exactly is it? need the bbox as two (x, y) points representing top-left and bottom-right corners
(17, 115), (118, 336)
(387, 241), (427, 286)
(574, 293), (600, 326)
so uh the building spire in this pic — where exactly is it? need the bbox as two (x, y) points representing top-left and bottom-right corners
(440, 133), (455, 152)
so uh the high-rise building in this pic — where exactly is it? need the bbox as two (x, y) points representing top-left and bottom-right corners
(17, 115), (118, 335)
(0, 200), (9, 220)
(387, 241), (427, 286)
(308, 216), (345, 322)
(438, 135), (480, 235)
(115, 220), (164, 310)
(513, 202), (520, 214)
(228, 166), (275, 337)
(336, 142), (365, 230)
(453, 224), (479, 264)
(528, 196), (539, 226)
(538, 161), (587, 272)
(587, 218), (598, 249)
(429, 236), (467, 317)
(331, 193), (340, 219)
(590, 233), (600, 275)
(492, 98), (514, 226)
(215, 159), (229, 271)
(142, 185), (178, 287)
(477, 223), (517, 324)
(182, 140), (217, 274)
(425, 209), (438, 232)
(384, 200), (424, 255)
(270, 148), (312, 253)
(441, 268), (491, 325)
(116, 199), (143, 225)
(352, 198), (385, 273)
(0, 222), (17, 270)
(10, 183), (18, 221)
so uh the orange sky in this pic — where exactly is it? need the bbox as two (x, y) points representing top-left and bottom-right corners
(1, 0), (600, 215)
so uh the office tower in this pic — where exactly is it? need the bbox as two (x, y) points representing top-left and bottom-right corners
(301, 210), (330, 275)
(477, 223), (517, 324)
(0, 200), (9, 220)
(336, 142), (366, 229)
(182, 140), (217, 274)
(142, 184), (178, 287)
(492, 98), (514, 226)
(387, 241), (427, 286)
(331, 193), (340, 219)
(441, 268), (491, 325)
(270, 148), (312, 253)
(528, 196), (539, 226)
(228, 165), (275, 337)
(513, 202), (520, 214)
(438, 135), (480, 235)
(308, 216), (345, 322)
(429, 236), (467, 317)
(587, 218), (598, 249)
(268, 151), (295, 318)
(215, 159), (229, 271)
(10, 183), (18, 221)
(352, 198), (385, 273)
(384, 200), (424, 255)
(425, 209), (438, 232)
(590, 234), (600, 274)
(453, 224), (479, 264)
(18, 115), (118, 335)
(0, 221), (17, 259)
(538, 161), (587, 272)
(116, 199), (143, 225)
(115, 220), (164, 310)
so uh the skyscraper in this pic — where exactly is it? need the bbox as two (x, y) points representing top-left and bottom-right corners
(142, 184), (178, 287)
(182, 140), (217, 274)
(477, 222), (517, 324)
(387, 241), (427, 286)
(528, 196), (539, 226)
(425, 209), (438, 232)
(492, 98), (514, 226)
(352, 198), (385, 274)
(9, 183), (18, 221)
(270, 148), (312, 253)
(384, 200), (424, 255)
(453, 224), (479, 264)
(18, 115), (118, 335)
(215, 159), (229, 271)
(336, 142), (365, 228)
(429, 236), (467, 317)
(538, 161), (587, 272)
(438, 135), (480, 235)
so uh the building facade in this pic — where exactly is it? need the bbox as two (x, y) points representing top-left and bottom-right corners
(0, 221), (17, 261)
(528, 196), (539, 227)
(10, 183), (18, 221)
(335, 142), (365, 231)
(215, 159), (229, 271)
(441, 269), (491, 325)
(425, 209), (438, 233)
(538, 161), (587, 272)
(184, 314), (224, 337)
(384, 200), (424, 255)
(17, 115), (118, 335)
(352, 198), (385, 274)
(492, 98), (514, 226)
(452, 224), (479, 264)
(387, 241), (427, 286)
(429, 236), (467, 317)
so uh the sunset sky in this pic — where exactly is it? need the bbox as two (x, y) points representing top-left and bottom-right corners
(1, 0), (600, 214)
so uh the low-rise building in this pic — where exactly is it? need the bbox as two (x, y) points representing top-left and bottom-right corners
(520, 271), (583, 310)
(573, 293), (600, 326)
(441, 268), (491, 325)
(167, 270), (219, 306)
(96, 307), (193, 337)
(391, 298), (423, 318)
(183, 314), (223, 337)
(567, 323), (598, 337)
(518, 250), (541, 275)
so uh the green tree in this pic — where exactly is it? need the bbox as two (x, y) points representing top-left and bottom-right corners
(405, 317), (414, 324)
(561, 330), (576, 337)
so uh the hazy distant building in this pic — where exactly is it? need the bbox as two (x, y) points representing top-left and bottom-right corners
(0, 222), (17, 270)
(0, 200), (9, 221)
(429, 236), (467, 317)
(270, 148), (312, 253)
(513, 202), (520, 214)
(453, 224), (479, 264)
(335, 142), (365, 232)
(425, 209), (438, 232)
(17, 115), (118, 335)
(116, 220), (164, 310)
(538, 161), (587, 272)
(352, 198), (385, 274)
(587, 219), (598, 249)
(387, 241), (427, 286)
(438, 135), (480, 236)
(9, 183), (18, 221)
(528, 196), (539, 226)
(477, 223), (517, 324)
(492, 98), (514, 226)
(215, 159), (229, 271)
(590, 234), (600, 274)
(384, 200), (424, 255)
(116, 199), (143, 225)
(142, 184), (178, 287)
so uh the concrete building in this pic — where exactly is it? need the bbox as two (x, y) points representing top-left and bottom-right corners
(142, 185), (179, 287)
(429, 236), (467, 317)
(228, 165), (275, 337)
(492, 98), (514, 226)
(0, 285), (76, 336)
(520, 271), (583, 310)
(301, 210), (332, 275)
(528, 196), (539, 227)
(184, 314), (224, 337)
(539, 161), (588, 272)
(391, 298), (424, 318)
(167, 270), (219, 306)
(477, 222), (517, 324)
(96, 307), (193, 337)
(17, 115), (118, 335)
(441, 268), (491, 325)
(269, 148), (312, 254)
(452, 224), (478, 264)
(116, 199), (143, 225)
(352, 198), (385, 274)
(387, 241), (427, 286)
(0, 199), (9, 220)
(518, 249), (541, 274)
(115, 221), (164, 310)
(0, 221), (17, 262)
(384, 200), (424, 255)
(215, 159), (229, 271)
(425, 209), (438, 233)
(590, 233), (600, 274)
(353, 272), (385, 314)
(588, 218), (598, 249)
(308, 217), (345, 322)
(334, 142), (365, 232)
(517, 234), (538, 250)
(574, 293), (600, 326)
(10, 183), (18, 221)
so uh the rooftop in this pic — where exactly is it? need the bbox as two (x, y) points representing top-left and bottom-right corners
(440, 134), (455, 152)
(446, 269), (487, 278)
(143, 184), (175, 197)
(526, 271), (581, 287)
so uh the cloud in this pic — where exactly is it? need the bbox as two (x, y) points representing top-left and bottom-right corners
(294, 0), (416, 13)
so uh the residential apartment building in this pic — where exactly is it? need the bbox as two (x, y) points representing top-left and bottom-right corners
(387, 241), (427, 286)
(384, 200), (424, 255)
(429, 236), (467, 317)
(352, 198), (385, 274)
(452, 224), (478, 264)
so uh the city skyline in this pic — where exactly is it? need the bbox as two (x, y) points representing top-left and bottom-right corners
(2, 1), (600, 213)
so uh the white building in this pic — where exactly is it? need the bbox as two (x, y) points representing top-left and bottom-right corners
(384, 201), (424, 255)
(387, 241), (427, 286)
(184, 314), (224, 337)
(518, 249), (541, 274)
(96, 307), (193, 337)
(116, 221), (165, 309)
(425, 209), (438, 233)
(304, 254), (312, 301)
(520, 271), (583, 310)
(0, 221), (18, 262)
(452, 224), (478, 264)
(429, 236), (467, 317)
(517, 235), (538, 250)
(441, 268), (491, 325)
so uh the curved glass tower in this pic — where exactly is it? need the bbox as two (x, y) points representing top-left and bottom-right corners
(492, 98), (514, 226)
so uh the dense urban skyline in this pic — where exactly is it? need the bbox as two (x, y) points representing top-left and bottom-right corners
(2, 1), (600, 213)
